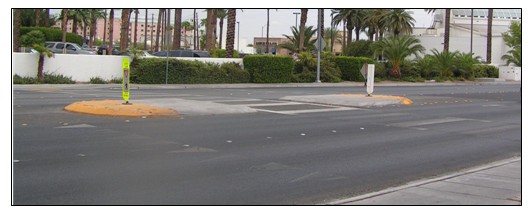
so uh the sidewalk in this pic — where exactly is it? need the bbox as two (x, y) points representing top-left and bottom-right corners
(328, 157), (521, 205)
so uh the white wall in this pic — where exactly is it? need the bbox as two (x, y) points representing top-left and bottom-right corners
(414, 35), (508, 65)
(12, 54), (243, 82)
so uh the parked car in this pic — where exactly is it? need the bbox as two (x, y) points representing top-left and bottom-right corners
(153, 50), (211, 58)
(96, 45), (122, 55)
(44, 42), (96, 55)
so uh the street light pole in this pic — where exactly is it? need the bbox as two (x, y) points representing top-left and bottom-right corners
(470, 9), (474, 54)
(293, 12), (300, 29)
(237, 21), (240, 52)
(330, 12), (333, 53)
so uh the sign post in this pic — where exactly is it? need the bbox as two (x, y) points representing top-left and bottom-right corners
(122, 58), (131, 105)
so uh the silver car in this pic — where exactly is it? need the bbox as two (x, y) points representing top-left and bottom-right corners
(44, 42), (96, 55)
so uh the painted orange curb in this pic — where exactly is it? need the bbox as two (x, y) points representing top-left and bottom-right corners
(64, 100), (178, 117)
(335, 94), (414, 106)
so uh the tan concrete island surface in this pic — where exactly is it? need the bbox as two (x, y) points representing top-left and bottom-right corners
(64, 100), (178, 117)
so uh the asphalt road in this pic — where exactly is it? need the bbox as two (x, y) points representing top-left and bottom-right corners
(12, 83), (521, 205)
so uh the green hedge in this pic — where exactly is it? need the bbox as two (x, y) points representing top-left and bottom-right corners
(243, 55), (294, 83)
(20, 27), (83, 45)
(329, 56), (375, 81)
(472, 65), (499, 78)
(130, 58), (249, 84)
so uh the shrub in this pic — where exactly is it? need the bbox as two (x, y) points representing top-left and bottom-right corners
(210, 49), (239, 58)
(13, 74), (38, 84)
(454, 52), (480, 80)
(400, 59), (419, 78)
(13, 73), (75, 84)
(472, 64), (499, 78)
(90, 77), (107, 84)
(131, 58), (249, 84)
(243, 55), (294, 83)
(42, 73), (75, 84)
(329, 56), (375, 81)
(21, 27), (83, 45)
(344, 40), (375, 58)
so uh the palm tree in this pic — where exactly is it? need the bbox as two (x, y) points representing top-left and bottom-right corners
(155, 9), (163, 52)
(225, 9), (236, 58)
(173, 9), (182, 50)
(501, 21), (521, 66)
(44, 9), (50, 27)
(373, 35), (425, 78)
(35, 9), (41, 27)
(13, 9), (21, 52)
(69, 9), (87, 34)
(133, 9), (139, 48)
(120, 9), (131, 52)
(365, 9), (389, 41)
(430, 49), (458, 78)
(332, 9), (355, 46)
(444, 9), (451, 52)
(108, 9), (114, 55)
(278, 26), (317, 53)
(216, 9), (227, 49)
(385, 9), (415, 36)
(144, 9), (148, 50)
(88, 9), (105, 48)
(61, 9), (68, 53)
(205, 9), (216, 51)
(350, 9), (367, 41)
(20, 30), (53, 81)
(324, 27), (341, 52)
(299, 9), (308, 52)
(486, 9), (493, 63)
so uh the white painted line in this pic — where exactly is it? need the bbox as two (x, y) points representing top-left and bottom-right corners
(389, 117), (471, 128)
(289, 172), (320, 183)
(55, 124), (96, 129)
(273, 107), (357, 115)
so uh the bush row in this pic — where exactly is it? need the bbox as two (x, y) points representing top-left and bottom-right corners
(130, 58), (249, 84)
(21, 27), (84, 45)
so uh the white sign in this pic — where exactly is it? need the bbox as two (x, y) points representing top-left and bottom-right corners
(366, 64), (375, 96)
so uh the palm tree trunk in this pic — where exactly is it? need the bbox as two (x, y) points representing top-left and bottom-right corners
(266, 9), (270, 53)
(72, 16), (78, 34)
(342, 19), (346, 53)
(37, 55), (44, 81)
(108, 9), (114, 55)
(103, 9), (107, 45)
(155, 9), (162, 52)
(486, 9), (493, 64)
(13, 9), (21, 52)
(89, 16), (96, 47)
(444, 9), (451, 52)
(390, 64), (401, 78)
(225, 9), (236, 58)
(193, 9), (197, 50)
(62, 9), (68, 54)
(35, 9), (41, 27)
(161, 10), (165, 50)
(218, 16), (224, 49)
(134, 9), (138, 48)
(206, 9), (215, 51)
(299, 9), (308, 52)
(355, 28), (360, 41)
(120, 9), (131, 52)
(44, 9), (50, 27)
(173, 9), (182, 49)
(144, 9), (148, 50)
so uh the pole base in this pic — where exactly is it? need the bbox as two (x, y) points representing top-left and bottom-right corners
(122, 101), (132, 105)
